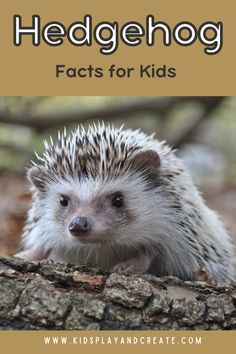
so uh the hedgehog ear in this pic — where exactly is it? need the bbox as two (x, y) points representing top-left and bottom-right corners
(27, 166), (47, 191)
(130, 150), (161, 183)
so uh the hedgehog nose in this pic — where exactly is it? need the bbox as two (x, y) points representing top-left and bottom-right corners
(69, 216), (91, 236)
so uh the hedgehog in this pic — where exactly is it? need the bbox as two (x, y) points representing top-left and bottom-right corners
(16, 123), (236, 284)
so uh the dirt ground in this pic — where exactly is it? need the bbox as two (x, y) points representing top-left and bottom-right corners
(0, 175), (30, 255)
(0, 175), (235, 256)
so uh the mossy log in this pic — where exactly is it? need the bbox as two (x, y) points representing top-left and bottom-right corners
(0, 257), (236, 330)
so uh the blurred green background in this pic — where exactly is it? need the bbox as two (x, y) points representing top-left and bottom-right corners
(0, 96), (235, 255)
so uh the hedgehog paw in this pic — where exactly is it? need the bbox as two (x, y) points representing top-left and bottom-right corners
(15, 248), (48, 261)
(113, 252), (152, 274)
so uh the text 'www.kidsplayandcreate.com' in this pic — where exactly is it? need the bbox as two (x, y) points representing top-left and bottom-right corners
(43, 335), (202, 346)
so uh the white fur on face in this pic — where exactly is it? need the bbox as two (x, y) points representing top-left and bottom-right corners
(28, 174), (164, 250)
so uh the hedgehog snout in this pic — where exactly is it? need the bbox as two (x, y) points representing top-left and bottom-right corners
(68, 216), (91, 237)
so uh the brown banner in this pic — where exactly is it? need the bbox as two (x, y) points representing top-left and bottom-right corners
(0, 0), (235, 95)
(0, 331), (235, 354)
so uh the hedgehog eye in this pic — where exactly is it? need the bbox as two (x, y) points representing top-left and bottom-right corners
(111, 193), (124, 208)
(60, 195), (69, 207)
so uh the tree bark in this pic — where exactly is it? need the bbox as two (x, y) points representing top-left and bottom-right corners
(0, 256), (236, 330)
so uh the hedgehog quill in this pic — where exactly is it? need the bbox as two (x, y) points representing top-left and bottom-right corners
(16, 123), (236, 284)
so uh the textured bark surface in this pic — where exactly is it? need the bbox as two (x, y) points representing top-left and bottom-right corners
(0, 256), (236, 330)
